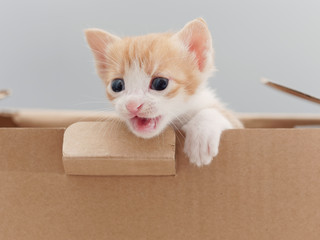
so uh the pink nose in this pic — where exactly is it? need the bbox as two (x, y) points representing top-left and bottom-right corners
(126, 101), (143, 114)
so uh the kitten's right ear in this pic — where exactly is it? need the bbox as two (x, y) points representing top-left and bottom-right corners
(84, 29), (121, 78)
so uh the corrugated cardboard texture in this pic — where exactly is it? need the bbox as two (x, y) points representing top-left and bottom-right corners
(63, 121), (176, 176)
(1, 127), (320, 239)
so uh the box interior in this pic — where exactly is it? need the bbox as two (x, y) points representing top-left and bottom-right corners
(1, 110), (320, 129)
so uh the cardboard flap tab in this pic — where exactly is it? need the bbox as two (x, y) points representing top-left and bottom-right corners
(262, 78), (320, 105)
(0, 89), (10, 100)
(63, 121), (176, 176)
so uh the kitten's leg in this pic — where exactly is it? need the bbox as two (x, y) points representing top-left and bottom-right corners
(182, 108), (233, 167)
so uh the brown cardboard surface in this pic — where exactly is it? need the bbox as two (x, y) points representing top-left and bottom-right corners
(1, 125), (320, 240)
(239, 113), (320, 128)
(63, 121), (176, 176)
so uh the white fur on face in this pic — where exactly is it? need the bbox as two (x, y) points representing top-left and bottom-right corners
(108, 60), (191, 138)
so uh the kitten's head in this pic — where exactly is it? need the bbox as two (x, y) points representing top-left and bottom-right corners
(85, 18), (215, 138)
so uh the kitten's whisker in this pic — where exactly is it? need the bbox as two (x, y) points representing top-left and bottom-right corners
(70, 109), (112, 123)
(79, 95), (109, 101)
(169, 121), (184, 145)
(73, 101), (110, 106)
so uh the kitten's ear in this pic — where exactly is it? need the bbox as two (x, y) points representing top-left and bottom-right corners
(84, 28), (121, 78)
(174, 18), (213, 72)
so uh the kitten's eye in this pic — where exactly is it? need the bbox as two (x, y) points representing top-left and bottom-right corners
(111, 78), (125, 92)
(150, 77), (169, 91)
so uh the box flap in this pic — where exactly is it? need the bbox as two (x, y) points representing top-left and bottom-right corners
(262, 78), (320, 105)
(63, 121), (176, 176)
(0, 89), (10, 100)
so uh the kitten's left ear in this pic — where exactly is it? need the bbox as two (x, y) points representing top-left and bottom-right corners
(174, 18), (213, 72)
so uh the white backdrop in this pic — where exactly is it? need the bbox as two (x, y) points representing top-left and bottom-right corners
(1, 0), (319, 113)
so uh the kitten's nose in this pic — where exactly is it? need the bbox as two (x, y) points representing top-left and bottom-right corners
(126, 101), (143, 115)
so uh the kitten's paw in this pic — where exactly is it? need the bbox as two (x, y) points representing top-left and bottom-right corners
(181, 109), (232, 167)
(182, 123), (221, 167)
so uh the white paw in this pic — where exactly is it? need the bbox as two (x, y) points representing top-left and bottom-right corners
(182, 123), (220, 167)
(181, 109), (232, 167)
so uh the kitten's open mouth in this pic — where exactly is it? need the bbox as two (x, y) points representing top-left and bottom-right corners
(130, 116), (161, 132)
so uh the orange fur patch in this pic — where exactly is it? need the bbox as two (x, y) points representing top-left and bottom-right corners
(166, 85), (180, 98)
(100, 33), (210, 97)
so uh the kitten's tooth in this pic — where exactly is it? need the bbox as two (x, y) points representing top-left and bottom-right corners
(150, 119), (156, 129)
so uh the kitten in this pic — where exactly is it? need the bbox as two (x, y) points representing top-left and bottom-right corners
(85, 18), (243, 167)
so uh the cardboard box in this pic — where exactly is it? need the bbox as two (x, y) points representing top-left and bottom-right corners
(1, 83), (320, 240)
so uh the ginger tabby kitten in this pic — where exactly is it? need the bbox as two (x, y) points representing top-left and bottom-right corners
(85, 18), (243, 167)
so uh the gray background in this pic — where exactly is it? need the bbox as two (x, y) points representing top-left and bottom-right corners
(0, 0), (319, 113)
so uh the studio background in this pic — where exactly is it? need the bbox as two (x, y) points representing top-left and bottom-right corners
(1, 0), (319, 113)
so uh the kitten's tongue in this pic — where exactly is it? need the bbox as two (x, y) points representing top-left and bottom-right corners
(131, 116), (157, 132)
